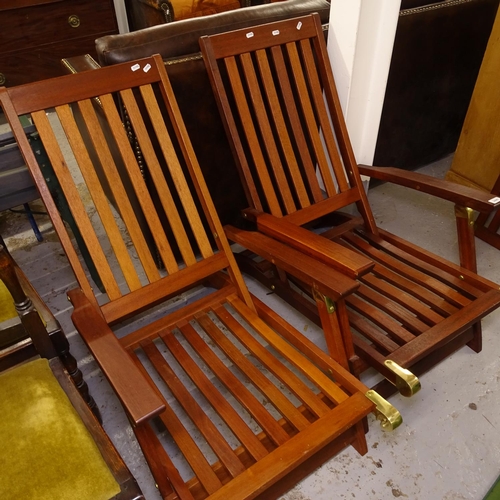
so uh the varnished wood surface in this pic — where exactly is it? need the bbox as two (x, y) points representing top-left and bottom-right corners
(2, 53), (371, 498)
(200, 13), (500, 388)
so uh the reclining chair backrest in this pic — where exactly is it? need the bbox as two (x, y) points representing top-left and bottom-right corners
(95, 0), (331, 228)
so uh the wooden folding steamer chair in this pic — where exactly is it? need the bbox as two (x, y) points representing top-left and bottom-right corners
(0, 54), (399, 500)
(200, 14), (500, 398)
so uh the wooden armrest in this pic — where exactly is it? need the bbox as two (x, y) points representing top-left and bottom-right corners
(358, 165), (500, 213)
(225, 225), (360, 301)
(67, 288), (165, 426)
(243, 210), (374, 279)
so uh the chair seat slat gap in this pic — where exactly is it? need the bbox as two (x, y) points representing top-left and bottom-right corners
(162, 327), (269, 462)
(141, 338), (247, 479)
(178, 320), (290, 447)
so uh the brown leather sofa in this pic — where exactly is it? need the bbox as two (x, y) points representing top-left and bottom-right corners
(91, 0), (331, 229)
(374, 0), (499, 170)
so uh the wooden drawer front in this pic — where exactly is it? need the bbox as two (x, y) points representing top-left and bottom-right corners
(0, 35), (109, 87)
(0, 0), (117, 53)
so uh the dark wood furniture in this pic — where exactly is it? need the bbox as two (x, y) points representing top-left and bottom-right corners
(0, 0), (118, 87)
(200, 14), (500, 398)
(374, 0), (500, 170)
(0, 235), (101, 419)
(0, 54), (395, 499)
(0, 245), (143, 500)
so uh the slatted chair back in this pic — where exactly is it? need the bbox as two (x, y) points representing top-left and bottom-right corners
(201, 14), (500, 398)
(201, 13), (377, 232)
(1, 55), (383, 499)
(1, 55), (252, 323)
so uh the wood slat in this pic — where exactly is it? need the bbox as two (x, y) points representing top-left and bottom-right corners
(360, 273), (445, 326)
(60, 100), (142, 292)
(346, 295), (416, 345)
(255, 48), (311, 210)
(299, 38), (350, 193)
(130, 347), (224, 495)
(32, 109), (122, 300)
(225, 55), (282, 216)
(368, 263), (459, 317)
(195, 310), (312, 432)
(142, 339), (246, 479)
(134, 423), (193, 500)
(342, 232), (472, 309)
(270, 45), (324, 204)
(177, 321), (291, 448)
(102, 253), (229, 325)
(117, 87), (179, 274)
(227, 296), (350, 406)
(140, 84), (214, 261)
(355, 284), (429, 335)
(347, 310), (400, 354)
(160, 329), (269, 462)
(213, 303), (331, 418)
(96, 93), (162, 284)
(285, 41), (338, 197)
(240, 52), (296, 214)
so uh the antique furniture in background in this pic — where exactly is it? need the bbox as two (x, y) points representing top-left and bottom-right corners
(0, 245), (142, 500)
(200, 14), (500, 398)
(1, 54), (393, 499)
(123, 0), (287, 31)
(0, 0), (118, 86)
(374, 0), (499, 170)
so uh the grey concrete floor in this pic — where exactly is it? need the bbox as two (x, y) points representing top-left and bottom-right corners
(1, 154), (500, 500)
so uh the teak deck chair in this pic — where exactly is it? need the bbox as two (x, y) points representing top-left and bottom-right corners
(200, 14), (500, 397)
(0, 54), (396, 500)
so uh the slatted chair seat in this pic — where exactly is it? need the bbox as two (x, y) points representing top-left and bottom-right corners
(0, 54), (393, 499)
(199, 14), (500, 398)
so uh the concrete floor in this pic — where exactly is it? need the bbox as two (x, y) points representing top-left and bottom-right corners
(1, 154), (499, 500)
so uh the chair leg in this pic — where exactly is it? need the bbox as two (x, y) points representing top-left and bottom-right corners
(467, 322), (482, 353)
(455, 204), (477, 273)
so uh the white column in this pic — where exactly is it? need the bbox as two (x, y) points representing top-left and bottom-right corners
(328, 0), (401, 165)
(113, 0), (130, 33)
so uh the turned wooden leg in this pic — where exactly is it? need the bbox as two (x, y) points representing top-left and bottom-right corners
(51, 331), (102, 423)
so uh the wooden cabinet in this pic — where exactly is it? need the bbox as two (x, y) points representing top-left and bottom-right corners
(0, 0), (118, 87)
